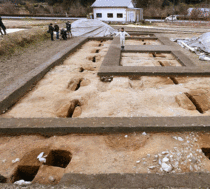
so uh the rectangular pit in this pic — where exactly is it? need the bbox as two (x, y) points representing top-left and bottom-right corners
(125, 39), (162, 46)
(121, 52), (182, 67)
(130, 34), (155, 37)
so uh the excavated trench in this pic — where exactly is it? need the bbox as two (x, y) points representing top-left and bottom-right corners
(121, 52), (182, 67)
(0, 132), (210, 185)
(130, 34), (155, 37)
(1, 37), (210, 186)
(125, 39), (162, 45)
(1, 40), (210, 118)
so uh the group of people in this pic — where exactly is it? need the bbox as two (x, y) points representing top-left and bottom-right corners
(0, 16), (6, 36)
(48, 22), (129, 51)
(48, 21), (72, 41)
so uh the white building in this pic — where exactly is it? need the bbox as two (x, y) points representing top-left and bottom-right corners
(91, 0), (143, 23)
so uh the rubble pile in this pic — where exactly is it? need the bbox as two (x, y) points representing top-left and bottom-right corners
(135, 132), (206, 174)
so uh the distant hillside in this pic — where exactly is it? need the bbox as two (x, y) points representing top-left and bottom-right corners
(0, 0), (209, 18)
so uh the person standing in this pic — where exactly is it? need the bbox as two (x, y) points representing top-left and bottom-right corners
(48, 23), (54, 41)
(0, 16), (6, 35)
(116, 28), (130, 50)
(66, 21), (72, 38)
(0, 27), (3, 36)
(54, 22), (59, 39)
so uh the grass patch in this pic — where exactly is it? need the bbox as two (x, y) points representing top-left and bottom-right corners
(0, 27), (49, 56)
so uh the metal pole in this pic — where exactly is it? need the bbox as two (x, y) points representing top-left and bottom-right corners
(172, 0), (175, 22)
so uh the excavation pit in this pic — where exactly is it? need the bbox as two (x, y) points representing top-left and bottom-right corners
(0, 131), (208, 186)
(1, 26), (210, 188)
(130, 34), (155, 37)
(202, 148), (210, 159)
(79, 67), (85, 72)
(125, 39), (162, 45)
(1, 39), (210, 118)
(46, 150), (72, 168)
(66, 100), (82, 118)
(12, 166), (40, 183)
(121, 52), (182, 67)
(3, 75), (210, 118)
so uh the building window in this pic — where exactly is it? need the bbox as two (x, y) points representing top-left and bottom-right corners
(117, 13), (123, 18)
(107, 13), (113, 18)
(96, 13), (102, 18)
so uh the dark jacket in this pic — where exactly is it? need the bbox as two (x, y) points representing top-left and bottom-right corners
(0, 16), (3, 26)
(0, 17), (6, 30)
(48, 24), (54, 34)
(54, 24), (59, 32)
(66, 22), (71, 31)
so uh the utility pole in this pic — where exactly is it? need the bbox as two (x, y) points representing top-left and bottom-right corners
(172, 0), (175, 22)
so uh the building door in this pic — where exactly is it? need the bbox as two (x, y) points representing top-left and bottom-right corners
(137, 14), (139, 22)
(129, 11), (135, 22)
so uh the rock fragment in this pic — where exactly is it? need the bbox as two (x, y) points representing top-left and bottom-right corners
(142, 132), (147, 136)
(49, 176), (55, 182)
(12, 158), (20, 164)
(161, 163), (173, 172)
(14, 180), (31, 186)
(178, 137), (184, 142)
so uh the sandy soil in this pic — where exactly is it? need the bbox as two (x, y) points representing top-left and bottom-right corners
(0, 132), (210, 184)
(121, 52), (181, 66)
(3, 39), (210, 118)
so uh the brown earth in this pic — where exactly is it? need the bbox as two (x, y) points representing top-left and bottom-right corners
(121, 52), (181, 67)
(3, 39), (210, 118)
(125, 39), (162, 45)
(0, 132), (210, 185)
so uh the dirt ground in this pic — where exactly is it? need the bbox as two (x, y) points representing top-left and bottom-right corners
(125, 39), (162, 45)
(0, 132), (210, 185)
(1, 21), (210, 187)
(121, 52), (181, 66)
(2, 39), (210, 118)
(0, 37), (83, 95)
(2, 19), (66, 28)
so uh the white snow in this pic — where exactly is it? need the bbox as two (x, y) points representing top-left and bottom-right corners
(6, 28), (25, 34)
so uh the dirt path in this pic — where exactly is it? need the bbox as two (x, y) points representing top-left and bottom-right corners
(0, 37), (81, 94)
